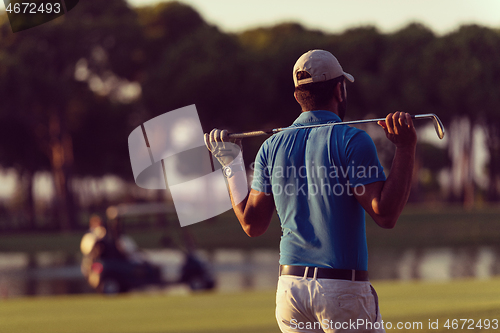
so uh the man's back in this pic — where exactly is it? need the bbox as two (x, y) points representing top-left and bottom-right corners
(252, 110), (386, 270)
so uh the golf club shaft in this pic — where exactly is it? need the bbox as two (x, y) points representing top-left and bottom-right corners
(228, 114), (444, 139)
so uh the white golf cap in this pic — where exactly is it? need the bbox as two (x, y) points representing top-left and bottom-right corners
(293, 49), (354, 87)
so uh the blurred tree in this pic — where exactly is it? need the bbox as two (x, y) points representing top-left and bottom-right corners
(381, 23), (436, 114)
(0, 0), (144, 230)
(238, 23), (328, 126)
(329, 26), (387, 119)
(423, 25), (500, 205)
(0, 115), (51, 229)
(137, 1), (257, 162)
(1, 0), (498, 227)
(138, 2), (239, 126)
(416, 143), (452, 200)
(378, 23), (436, 200)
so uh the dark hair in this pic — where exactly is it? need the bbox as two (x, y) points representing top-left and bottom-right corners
(295, 72), (344, 111)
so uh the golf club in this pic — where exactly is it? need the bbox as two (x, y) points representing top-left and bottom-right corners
(228, 113), (445, 140)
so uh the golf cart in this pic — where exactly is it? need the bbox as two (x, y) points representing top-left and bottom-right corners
(80, 203), (215, 294)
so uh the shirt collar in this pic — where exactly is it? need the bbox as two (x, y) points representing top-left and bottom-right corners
(292, 110), (342, 126)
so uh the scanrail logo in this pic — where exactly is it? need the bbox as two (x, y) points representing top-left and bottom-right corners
(3, 0), (79, 33)
(128, 105), (246, 227)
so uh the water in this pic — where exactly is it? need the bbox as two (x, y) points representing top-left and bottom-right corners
(1, 246), (499, 298)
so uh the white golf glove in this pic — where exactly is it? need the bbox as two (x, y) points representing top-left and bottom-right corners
(204, 129), (243, 167)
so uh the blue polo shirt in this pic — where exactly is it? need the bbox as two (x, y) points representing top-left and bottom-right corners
(251, 111), (386, 270)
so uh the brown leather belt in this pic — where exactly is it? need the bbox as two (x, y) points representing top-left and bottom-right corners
(280, 265), (369, 281)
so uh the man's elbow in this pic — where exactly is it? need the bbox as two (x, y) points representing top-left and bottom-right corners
(371, 201), (398, 229)
(243, 225), (266, 237)
(374, 215), (397, 229)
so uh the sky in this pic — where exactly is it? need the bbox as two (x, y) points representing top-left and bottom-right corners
(126, 0), (500, 35)
(0, 0), (499, 33)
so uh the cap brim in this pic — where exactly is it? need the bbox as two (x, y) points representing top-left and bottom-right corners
(344, 72), (355, 82)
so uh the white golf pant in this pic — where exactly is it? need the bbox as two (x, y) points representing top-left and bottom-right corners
(276, 272), (385, 333)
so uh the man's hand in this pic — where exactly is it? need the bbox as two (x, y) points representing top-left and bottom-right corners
(377, 112), (417, 148)
(204, 129), (243, 167)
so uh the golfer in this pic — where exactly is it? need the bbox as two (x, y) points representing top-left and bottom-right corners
(205, 49), (416, 333)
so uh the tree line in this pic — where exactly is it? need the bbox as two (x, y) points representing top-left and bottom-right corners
(0, 0), (498, 231)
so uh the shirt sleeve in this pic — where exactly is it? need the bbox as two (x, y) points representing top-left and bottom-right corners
(250, 141), (272, 193)
(345, 130), (386, 186)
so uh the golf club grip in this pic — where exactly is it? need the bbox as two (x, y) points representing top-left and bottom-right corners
(228, 131), (271, 139)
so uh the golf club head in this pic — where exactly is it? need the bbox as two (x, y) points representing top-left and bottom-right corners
(413, 114), (445, 139)
(430, 114), (445, 139)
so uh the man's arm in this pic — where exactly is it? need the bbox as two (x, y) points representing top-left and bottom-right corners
(228, 182), (275, 237)
(353, 112), (417, 229)
(204, 129), (275, 237)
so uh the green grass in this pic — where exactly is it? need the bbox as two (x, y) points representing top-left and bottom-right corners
(377, 278), (500, 331)
(1, 278), (500, 333)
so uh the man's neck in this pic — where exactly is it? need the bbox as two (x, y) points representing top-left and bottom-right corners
(301, 108), (339, 117)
